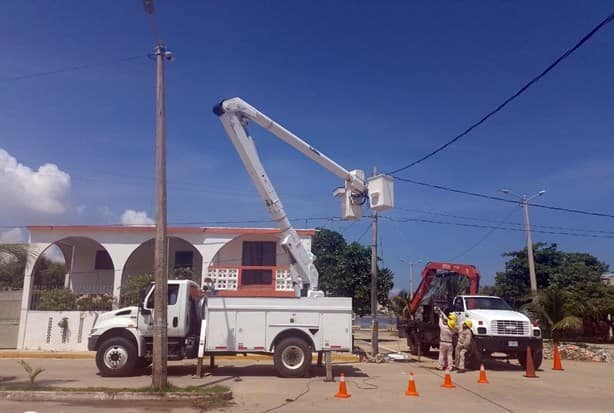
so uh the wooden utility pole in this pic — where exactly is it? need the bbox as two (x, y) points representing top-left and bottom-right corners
(370, 167), (379, 357)
(152, 40), (169, 390)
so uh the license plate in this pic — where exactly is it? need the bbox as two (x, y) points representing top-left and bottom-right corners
(508, 340), (518, 347)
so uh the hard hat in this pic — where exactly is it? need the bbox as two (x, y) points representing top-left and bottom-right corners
(448, 313), (457, 320)
(447, 319), (456, 329)
(463, 320), (473, 328)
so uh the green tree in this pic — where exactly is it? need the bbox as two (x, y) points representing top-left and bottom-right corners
(492, 243), (608, 309)
(0, 244), (28, 289)
(312, 228), (394, 316)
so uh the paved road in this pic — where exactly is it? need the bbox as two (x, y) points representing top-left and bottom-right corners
(1, 355), (613, 413)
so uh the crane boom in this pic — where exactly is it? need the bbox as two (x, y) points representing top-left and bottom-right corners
(213, 98), (393, 297)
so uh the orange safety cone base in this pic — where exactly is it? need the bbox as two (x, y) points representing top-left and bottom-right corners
(405, 375), (419, 396)
(523, 346), (539, 378)
(335, 373), (351, 398)
(553, 344), (565, 371)
(477, 364), (489, 384)
(441, 372), (456, 388)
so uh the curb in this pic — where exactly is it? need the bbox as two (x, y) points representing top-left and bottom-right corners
(0, 352), (360, 362)
(0, 390), (233, 402)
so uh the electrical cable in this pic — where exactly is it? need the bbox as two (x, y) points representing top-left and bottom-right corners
(447, 207), (518, 261)
(380, 215), (614, 239)
(419, 366), (516, 413)
(398, 206), (614, 234)
(0, 55), (147, 82)
(387, 12), (614, 173)
(394, 176), (614, 219)
(257, 378), (319, 413)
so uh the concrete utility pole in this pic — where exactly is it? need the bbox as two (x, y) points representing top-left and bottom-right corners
(370, 167), (379, 357)
(400, 258), (421, 301)
(500, 189), (546, 296)
(152, 39), (169, 390)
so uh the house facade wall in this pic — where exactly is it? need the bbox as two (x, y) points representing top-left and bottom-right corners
(16, 226), (315, 351)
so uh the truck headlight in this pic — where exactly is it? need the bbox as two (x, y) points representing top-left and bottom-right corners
(533, 329), (541, 337)
(477, 327), (487, 335)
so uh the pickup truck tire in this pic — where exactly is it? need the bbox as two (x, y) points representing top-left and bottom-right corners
(467, 341), (482, 370)
(518, 347), (543, 370)
(95, 336), (138, 377)
(420, 343), (431, 357)
(274, 337), (312, 378)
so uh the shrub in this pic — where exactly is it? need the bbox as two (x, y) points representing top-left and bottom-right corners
(120, 274), (153, 307)
(36, 289), (78, 311)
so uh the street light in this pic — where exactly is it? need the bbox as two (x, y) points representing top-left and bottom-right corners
(400, 259), (422, 301)
(499, 188), (546, 296)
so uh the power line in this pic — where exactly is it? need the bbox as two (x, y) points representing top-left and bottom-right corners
(398, 206), (614, 234)
(380, 215), (614, 239)
(1, 55), (148, 82)
(387, 12), (614, 174)
(394, 176), (614, 219)
(0, 216), (358, 230)
(448, 207), (518, 261)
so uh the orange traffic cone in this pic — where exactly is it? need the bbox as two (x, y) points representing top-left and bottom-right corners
(405, 372), (419, 396)
(523, 346), (538, 378)
(335, 373), (351, 398)
(440, 371), (456, 389)
(553, 344), (564, 371)
(477, 363), (489, 384)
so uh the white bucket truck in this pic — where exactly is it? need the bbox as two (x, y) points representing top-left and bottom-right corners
(88, 98), (394, 377)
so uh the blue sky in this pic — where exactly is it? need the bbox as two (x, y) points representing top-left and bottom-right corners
(1, 1), (613, 288)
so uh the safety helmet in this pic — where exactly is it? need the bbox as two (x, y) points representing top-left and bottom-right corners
(447, 319), (456, 329)
(463, 320), (473, 329)
(448, 313), (457, 320)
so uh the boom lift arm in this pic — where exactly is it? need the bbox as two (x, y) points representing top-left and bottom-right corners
(213, 98), (393, 297)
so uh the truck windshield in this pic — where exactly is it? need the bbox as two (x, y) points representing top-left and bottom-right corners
(465, 297), (512, 310)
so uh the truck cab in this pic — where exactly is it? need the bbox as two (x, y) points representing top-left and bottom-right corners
(451, 295), (543, 369)
(88, 280), (204, 377)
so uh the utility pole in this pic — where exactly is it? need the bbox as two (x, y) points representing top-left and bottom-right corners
(145, 0), (173, 390)
(521, 195), (538, 296)
(400, 258), (422, 301)
(370, 167), (379, 357)
(152, 39), (169, 390)
(500, 189), (545, 297)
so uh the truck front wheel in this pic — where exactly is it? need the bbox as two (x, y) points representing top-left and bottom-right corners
(518, 347), (543, 370)
(96, 336), (138, 377)
(274, 337), (312, 378)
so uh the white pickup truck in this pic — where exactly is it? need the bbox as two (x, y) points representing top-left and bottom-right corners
(452, 295), (543, 369)
(88, 279), (352, 377)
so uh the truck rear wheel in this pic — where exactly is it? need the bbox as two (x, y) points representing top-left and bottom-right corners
(274, 337), (312, 378)
(518, 347), (543, 370)
(96, 336), (138, 377)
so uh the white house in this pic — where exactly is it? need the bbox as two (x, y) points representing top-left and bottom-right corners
(17, 225), (315, 351)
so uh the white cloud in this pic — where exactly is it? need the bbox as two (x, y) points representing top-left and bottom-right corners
(121, 209), (154, 226)
(0, 148), (71, 220)
(0, 228), (27, 243)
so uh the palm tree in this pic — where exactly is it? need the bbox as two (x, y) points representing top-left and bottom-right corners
(391, 290), (410, 319)
(531, 286), (582, 341)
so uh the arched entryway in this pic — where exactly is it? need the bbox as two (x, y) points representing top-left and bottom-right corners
(28, 236), (115, 310)
(120, 237), (202, 306)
